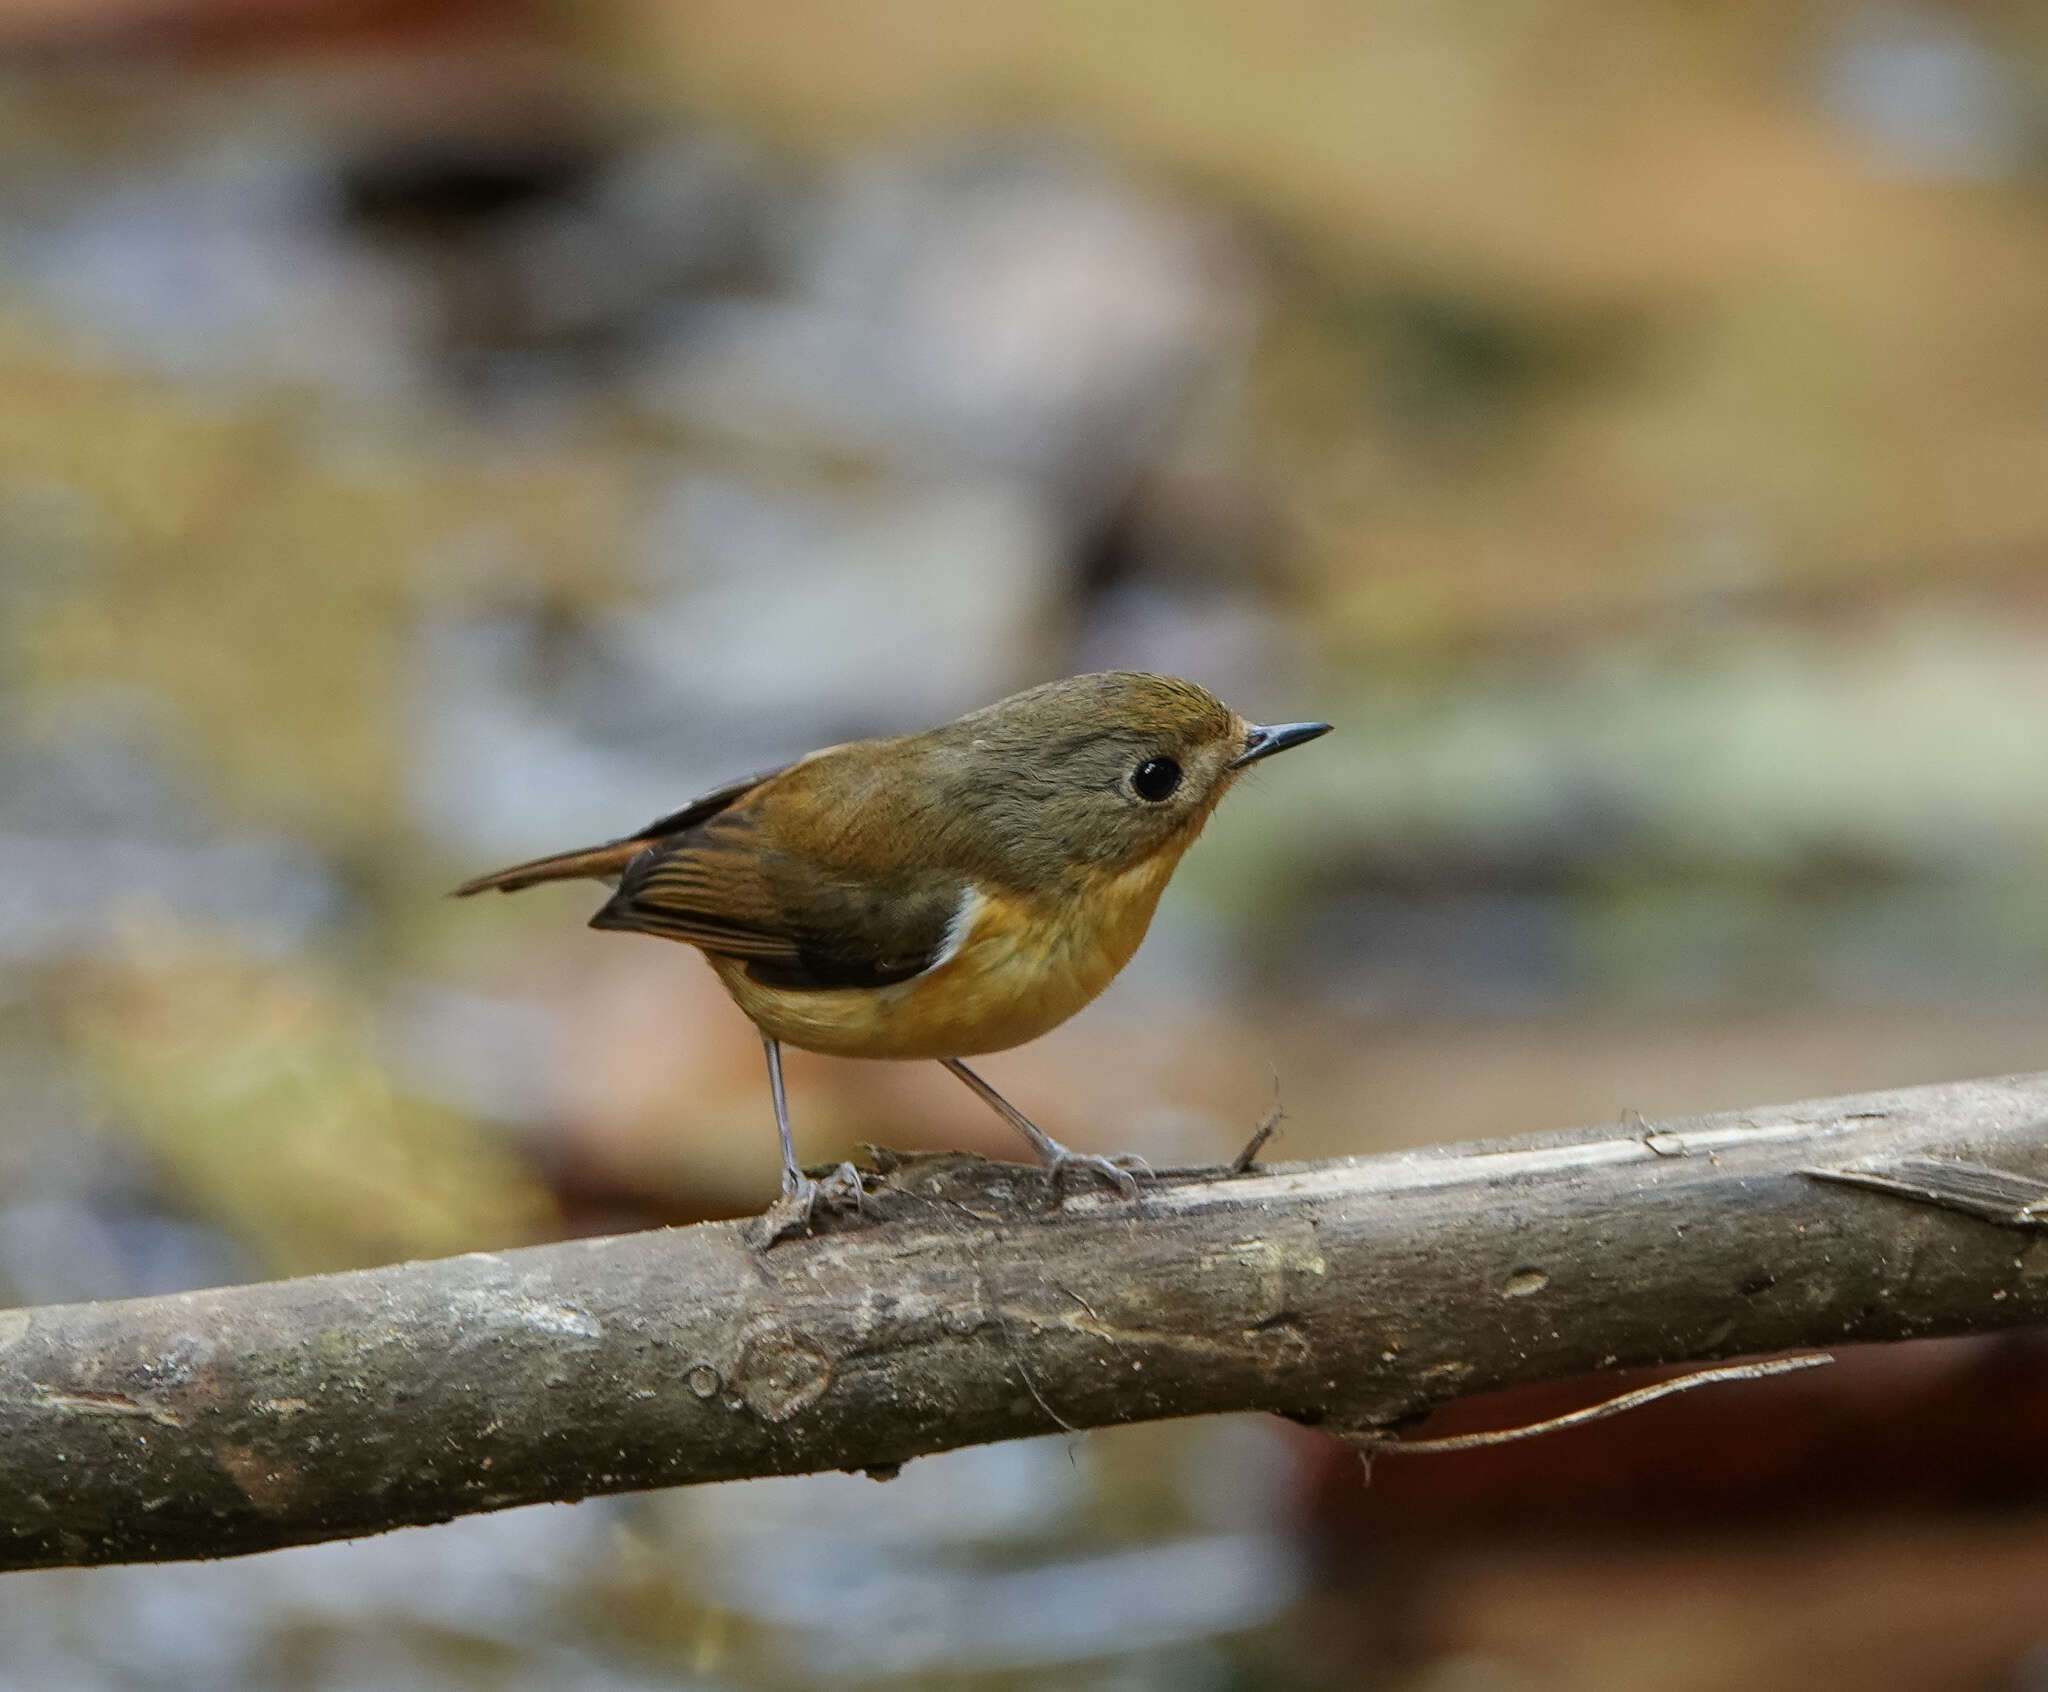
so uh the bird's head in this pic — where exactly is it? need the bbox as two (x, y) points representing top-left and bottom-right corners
(927, 671), (1331, 886)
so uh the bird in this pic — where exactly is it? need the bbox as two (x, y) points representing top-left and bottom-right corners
(455, 671), (1331, 1243)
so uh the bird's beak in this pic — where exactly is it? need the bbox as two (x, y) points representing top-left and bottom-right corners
(1229, 720), (1333, 769)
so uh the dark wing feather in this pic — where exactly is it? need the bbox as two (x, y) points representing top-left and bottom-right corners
(590, 814), (966, 991)
(623, 767), (790, 844)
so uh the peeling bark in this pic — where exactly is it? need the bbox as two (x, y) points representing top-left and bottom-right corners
(4, 1072), (2048, 1569)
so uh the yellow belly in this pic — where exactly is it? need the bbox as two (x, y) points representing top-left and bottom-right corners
(709, 853), (1180, 1060)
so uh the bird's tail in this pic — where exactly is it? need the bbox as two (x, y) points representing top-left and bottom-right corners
(451, 840), (646, 897)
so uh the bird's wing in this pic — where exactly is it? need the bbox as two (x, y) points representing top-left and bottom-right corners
(590, 810), (968, 991)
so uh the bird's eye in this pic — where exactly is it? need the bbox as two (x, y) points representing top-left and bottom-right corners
(1131, 756), (1182, 802)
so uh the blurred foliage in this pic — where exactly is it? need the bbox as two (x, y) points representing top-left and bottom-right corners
(612, 0), (2048, 641)
(57, 937), (555, 1272)
(0, 314), (630, 852)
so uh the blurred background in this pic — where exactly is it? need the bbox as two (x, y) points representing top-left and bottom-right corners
(2, 0), (2048, 1686)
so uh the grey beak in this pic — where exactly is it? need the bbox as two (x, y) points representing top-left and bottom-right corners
(1229, 720), (1333, 769)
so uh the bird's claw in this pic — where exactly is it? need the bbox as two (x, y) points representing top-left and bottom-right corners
(818, 1160), (867, 1209)
(1046, 1149), (1148, 1201)
(755, 1161), (867, 1248)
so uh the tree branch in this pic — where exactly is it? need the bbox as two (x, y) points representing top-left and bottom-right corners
(5, 1071), (2048, 1570)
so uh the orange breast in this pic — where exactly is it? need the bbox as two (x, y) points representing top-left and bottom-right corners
(708, 850), (1184, 1060)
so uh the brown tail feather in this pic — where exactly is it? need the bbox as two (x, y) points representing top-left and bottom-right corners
(451, 840), (646, 897)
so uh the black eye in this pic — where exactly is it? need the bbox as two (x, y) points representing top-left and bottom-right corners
(1131, 756), (1182, 802)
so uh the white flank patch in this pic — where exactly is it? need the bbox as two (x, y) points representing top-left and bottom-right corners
(928, 884), (986, 972)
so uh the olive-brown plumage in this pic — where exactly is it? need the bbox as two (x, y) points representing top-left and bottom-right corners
(457, 672), (1330, 1241)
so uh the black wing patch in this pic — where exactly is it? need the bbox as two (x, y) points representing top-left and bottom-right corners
(620, 766), (789, 846)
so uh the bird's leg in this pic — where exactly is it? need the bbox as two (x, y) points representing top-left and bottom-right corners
(755, 1035), (863, 1247)
(939, 1058), (1146, 1200)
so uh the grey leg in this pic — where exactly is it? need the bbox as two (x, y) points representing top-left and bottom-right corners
(940, 1058), (1146, 1200)
(764, 1034), (801, 1195)
(756, 1035), (864, 1247)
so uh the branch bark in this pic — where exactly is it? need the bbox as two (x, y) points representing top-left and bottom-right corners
(6, 1071), (2048, 1570)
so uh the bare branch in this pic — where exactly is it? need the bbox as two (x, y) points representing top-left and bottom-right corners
(1230, 1083), (1285, 1173)
(3, 1072), (2048, 1571)
(1357, 1353), (1835, 1457)
(1803, 1155), (2048, 1226)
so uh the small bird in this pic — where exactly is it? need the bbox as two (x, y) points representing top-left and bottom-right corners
(456, 672), (1330, 1242)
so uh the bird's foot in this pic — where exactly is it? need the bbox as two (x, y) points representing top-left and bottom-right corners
(1043, 1148), (1149, 1202)
(755, 1161), (867, 1248)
